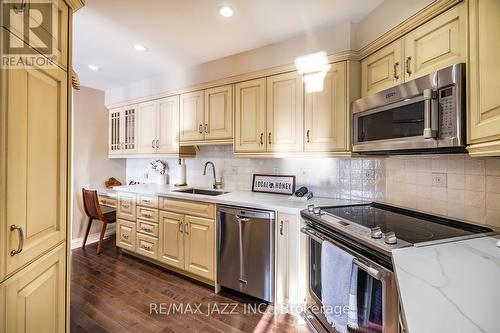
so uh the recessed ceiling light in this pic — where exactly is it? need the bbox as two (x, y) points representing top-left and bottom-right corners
(134, 44), (147, 52)
(88, 65), (100, 71)
(219, 6), (233, 17)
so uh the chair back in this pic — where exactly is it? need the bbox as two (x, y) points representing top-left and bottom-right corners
(82, 188), (104, 220)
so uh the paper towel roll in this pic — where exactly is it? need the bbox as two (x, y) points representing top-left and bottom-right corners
(177, 159), (186, 185)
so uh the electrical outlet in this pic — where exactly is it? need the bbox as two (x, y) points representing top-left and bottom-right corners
(432, 173), (447, 187)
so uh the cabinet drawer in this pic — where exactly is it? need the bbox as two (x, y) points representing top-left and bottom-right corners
(159, 197), (215, 219)
(137, 194), (158, 208)
(136, 206), (159, 222)
(117, 192), (136, 221)
(136, 234), (158, 259)
(117, 219), (136, 251)
(98, 195), (117, 208)
(137, 220), (159, 237)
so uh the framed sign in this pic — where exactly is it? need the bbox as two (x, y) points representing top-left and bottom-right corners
(252, 174), (296, 195)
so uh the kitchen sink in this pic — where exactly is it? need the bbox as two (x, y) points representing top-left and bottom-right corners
(175, 188), (228, 196)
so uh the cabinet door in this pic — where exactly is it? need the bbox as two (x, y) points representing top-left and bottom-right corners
(137, 101), (158, 153)
(267, 72), (303, 152)
(468, 0), (500, 149)
(117, 192), (136, 221)
(304, 63), (347, 152)
(116, 219), (136, 251)
(404, 4), (466, 81)
(234, 78), (267, 153)
(108, 108), (122, 155)
(121, 105), (138, 153)
(157, 96), (180, 154)
(204, 85), (233, 141)
(361, 40), (403, 97)
(184, 216), (214, 280)
(1, 244), (66, 333)
(179, 91), (204, 142)
(158, 211), (184, 269)
(4, 65), (67, 276)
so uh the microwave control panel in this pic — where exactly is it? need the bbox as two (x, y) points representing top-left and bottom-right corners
(438, 86), (457, 139)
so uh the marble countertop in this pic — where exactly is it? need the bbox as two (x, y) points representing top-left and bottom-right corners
(110, 183), (358, 214)
(393, 234), (500, 333)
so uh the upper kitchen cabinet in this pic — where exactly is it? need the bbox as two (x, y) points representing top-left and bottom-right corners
(361, 40), (403, 97)
(204, 85), (233, 142)
(304, 62), (348, 152)
(403, 4), (466, 81)
(3, 64), (68, 277)
(360, 3), (466, 97)
(467, 0), (500, 156)
(266, 72), (303, 152)
(137, 96), (180, 155)
(234, 78), (267, 153)
(108, 105), (138, 156)
(179, 91), (204, 143)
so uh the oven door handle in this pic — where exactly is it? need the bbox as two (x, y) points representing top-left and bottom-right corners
(301, 227), (383, 280)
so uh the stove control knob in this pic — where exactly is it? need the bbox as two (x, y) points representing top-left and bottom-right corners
(384, 232), (397, 245)
(313, 207), (322, 215)
(371, 227), (383, 239)
(307, 204), (315, 213)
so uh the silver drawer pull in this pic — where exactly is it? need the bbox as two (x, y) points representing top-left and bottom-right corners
(142, 213), (153, 218)
(10, 225), (24, 256)
(178, 222), (183, 233)
(122, 234), (129, 240)
(142, 227), (153, 233)
(121, 203), (130, 209)
(141, 244), (152, 251)
(142, 199), (151, 204)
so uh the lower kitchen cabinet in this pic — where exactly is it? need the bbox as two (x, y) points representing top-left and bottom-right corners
(184, 216), (215, 280)
(158, 211), (185, 269)
(117, 192), (137, 221)
(136, 233), (159, 259)
(275, 213), (307, 309)
(116, 219), (136, 251)
(0, 244), (66, 333)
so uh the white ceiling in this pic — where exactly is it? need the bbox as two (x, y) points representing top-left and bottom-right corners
(73, 0), (384, 91)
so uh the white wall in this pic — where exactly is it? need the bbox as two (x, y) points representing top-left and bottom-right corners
(72, 86), (126, 243)
(105, 0), (435, 105)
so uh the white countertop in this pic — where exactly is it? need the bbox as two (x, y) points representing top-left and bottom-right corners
(110, 183), (358, 214)
(393, 234), (500, 333)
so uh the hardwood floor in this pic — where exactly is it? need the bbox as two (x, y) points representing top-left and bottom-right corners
(70, 236), (309, 333)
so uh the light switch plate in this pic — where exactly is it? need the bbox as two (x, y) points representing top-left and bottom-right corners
(432, 173), (447, 187)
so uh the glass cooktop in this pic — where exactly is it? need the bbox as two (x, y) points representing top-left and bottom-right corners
(323, 203), (493, 244)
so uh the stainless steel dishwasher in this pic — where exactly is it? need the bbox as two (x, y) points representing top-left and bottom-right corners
(217, 205), (275, 303)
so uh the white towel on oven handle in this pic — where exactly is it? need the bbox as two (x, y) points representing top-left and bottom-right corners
(348, 266), (359, 329)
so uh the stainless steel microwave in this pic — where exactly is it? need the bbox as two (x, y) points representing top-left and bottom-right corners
(352, 63), (466, 154)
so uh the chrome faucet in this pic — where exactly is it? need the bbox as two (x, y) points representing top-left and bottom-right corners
(203, 161), (223, 189)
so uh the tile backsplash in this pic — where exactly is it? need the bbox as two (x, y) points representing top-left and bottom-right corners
(126, 147), (500, 227)
(385, 155), (500, 227)
(126, 145), (386, 200)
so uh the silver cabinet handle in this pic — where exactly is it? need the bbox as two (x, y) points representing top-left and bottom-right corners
(306, 130), (310, 143)
(141, 199), (151, 204)
(198, 124), (203, 134)
(204, 124), (209, 133)
(393, 62), (400, 80)
(260, 133), (264, 145)
(268, 132), (272, 145)
(156, 139), (159, 148)
(178, 221), (183, 233)
(279, 220), (284, 236)
(10, 225), (24, 256)
(151, 140), (155, 149)
(184, 222), (189, 234)
(122, 233), (129, 240)
(405, 56), (412, 76)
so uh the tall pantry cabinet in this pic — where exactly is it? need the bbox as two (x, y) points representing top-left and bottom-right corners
(0, 0), (84, 332)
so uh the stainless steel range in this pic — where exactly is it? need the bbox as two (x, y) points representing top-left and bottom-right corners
(300, 202), (494, 333)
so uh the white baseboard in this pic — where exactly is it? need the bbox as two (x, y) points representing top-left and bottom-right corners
(71, 227), (116, 250)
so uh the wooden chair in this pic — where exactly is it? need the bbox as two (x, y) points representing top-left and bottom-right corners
(82, 188), (117, 254)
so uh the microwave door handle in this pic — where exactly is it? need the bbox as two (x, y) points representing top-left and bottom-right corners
(423, 89), (437, 139)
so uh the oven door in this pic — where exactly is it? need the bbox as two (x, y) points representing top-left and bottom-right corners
(301, 227), (400, 333)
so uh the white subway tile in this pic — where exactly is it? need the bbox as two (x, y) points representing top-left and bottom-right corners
(464, 191), (485, 208)
(465, 175), (486, 191)
(486, 176), (500, 193)
(485, 158), (500, 176)
(448, 174), (465, 190)
(465, 159), (485, 175)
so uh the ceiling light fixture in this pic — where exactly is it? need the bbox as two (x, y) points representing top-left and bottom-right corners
(134, 44), (147, 52)
(219, 6), (233, 18)
(88, 64), (100, 71)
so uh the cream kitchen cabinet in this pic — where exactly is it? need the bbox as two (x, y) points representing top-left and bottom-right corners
(108, 105), (138, 155)
(2, 61), (67, 278)
(0, 244), (66, 333)
(467, 0), (500, 156)
(117, 192), (137, 221)
(137, 96), (180, 154)
(361, 40), (403, 97)
(204, 85), (233, 142)
(158, 211), (185, 269)
(304, 63), (348, 152)
(234, 78), (267, 153)
(361, 3), (466, 97)
(184, 215), (214, 280)
(116, 219), (136, 251)
(267, 72), (303, 152)
(179, 91), (205, 142)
